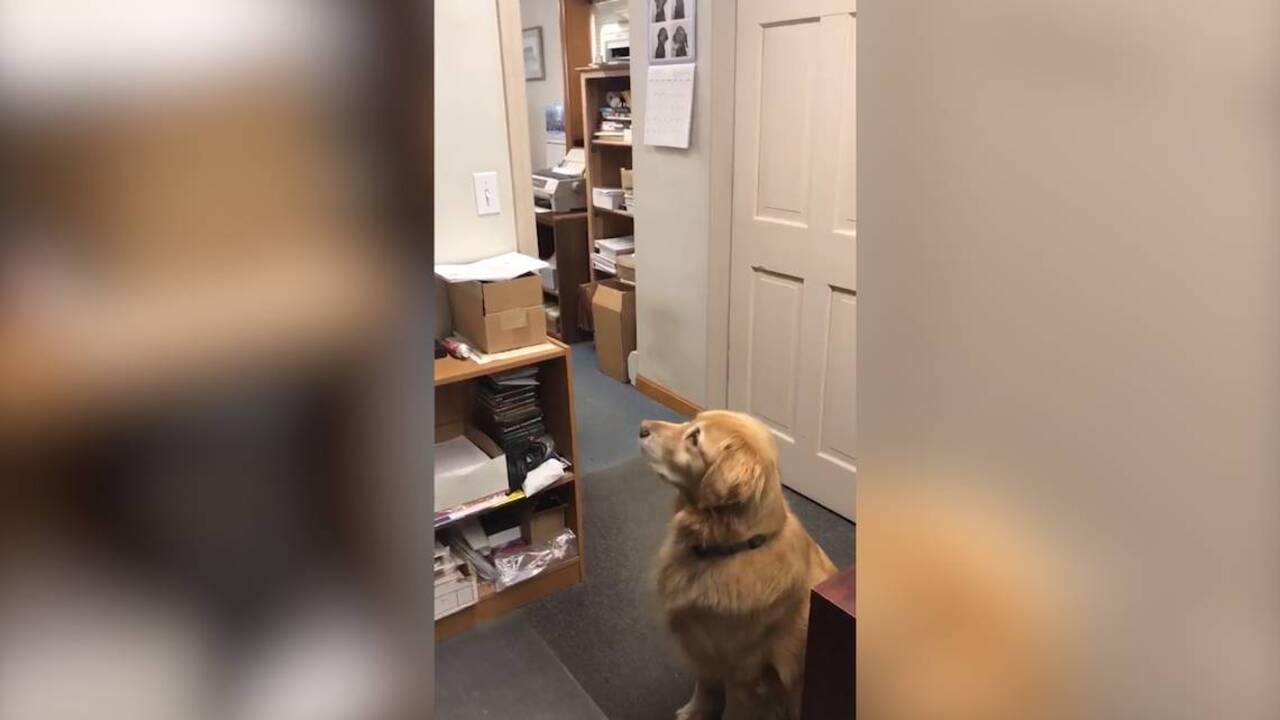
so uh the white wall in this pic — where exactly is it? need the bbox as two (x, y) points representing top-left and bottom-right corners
(434, 0), (520, 264)
(519, 0), (564, 170)
(629, 0), (715, 406)
(860, 0), (1279, 716)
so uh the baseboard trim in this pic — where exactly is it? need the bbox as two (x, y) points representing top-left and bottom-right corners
(635, 375), (703, 418)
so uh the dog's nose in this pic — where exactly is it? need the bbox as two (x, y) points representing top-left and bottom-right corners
(639, 423), (651, 439)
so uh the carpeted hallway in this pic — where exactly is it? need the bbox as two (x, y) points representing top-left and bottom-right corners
(435, 343), (854, 719)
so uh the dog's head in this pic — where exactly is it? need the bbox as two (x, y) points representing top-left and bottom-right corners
(639, 410), (778, 508)
(657, 26), (669, 44)
(673, 26), (688, 48)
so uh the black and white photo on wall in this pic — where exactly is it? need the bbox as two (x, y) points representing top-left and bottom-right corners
(649, 0), (694, 64)
(523, 27), (545, 81)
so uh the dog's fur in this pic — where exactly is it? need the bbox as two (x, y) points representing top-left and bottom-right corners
(673, 26), (689, 57)
(641, 411), (837, 720)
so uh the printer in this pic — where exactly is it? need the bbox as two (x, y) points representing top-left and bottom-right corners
(533, 148), (587, 212)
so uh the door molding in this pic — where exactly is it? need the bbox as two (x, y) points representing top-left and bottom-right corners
(705, 0), (738, 410)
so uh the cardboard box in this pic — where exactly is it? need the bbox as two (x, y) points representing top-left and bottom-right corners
(434, 426), (509, 512)
(591, 280), (637, 383)
(521, 504), (567, 546)
(447, 274), (548, 353)
(616, 254), (636, 284)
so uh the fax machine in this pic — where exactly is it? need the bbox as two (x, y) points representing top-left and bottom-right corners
(532, 148), (587, 212)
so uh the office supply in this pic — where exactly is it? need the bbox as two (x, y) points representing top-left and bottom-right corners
(523, 457), (569, 496)
(616, 253), (636, 284)
(594, 236), (636, 261)
(643, 63), (695, 149)
(532, 148), (588, 212)
(591, 254), (617, 275)
(434, 428), (509, 513)
(435, 252), (549, 284)
(592, 187), (626, 210)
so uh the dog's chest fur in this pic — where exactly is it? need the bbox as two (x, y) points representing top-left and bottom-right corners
(654, 515), (816, 677)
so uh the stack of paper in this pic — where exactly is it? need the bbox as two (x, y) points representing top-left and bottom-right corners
(434, 540), (478, 619)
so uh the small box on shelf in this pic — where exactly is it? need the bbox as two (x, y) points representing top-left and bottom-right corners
(447, 274), (548, 353)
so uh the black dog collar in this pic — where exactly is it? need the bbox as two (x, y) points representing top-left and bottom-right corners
(691, 533), (771, 559)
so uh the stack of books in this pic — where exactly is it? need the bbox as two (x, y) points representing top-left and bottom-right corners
(593, 235), (635, 275)
(474, 367), (555, 487)
(595, 99), (632, 143)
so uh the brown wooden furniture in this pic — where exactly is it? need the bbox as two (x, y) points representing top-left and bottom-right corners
(801, 566), (855, 720)
(434, 339), (584, 641)
(580, 66), (633, 281)
(557, 0), (595, 149)
(535, 210), (591, 342)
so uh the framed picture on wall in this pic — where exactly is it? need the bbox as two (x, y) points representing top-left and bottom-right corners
(649, 0), (695, 64)
(523, 27), (546, 81)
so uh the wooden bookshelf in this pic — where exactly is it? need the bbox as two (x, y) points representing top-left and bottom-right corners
(434, 339), (585, 641)
(580, 67), (634, 282)
(534, 210), (591, 342)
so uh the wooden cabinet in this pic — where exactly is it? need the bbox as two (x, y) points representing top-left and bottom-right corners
(434, 340), (585, 641)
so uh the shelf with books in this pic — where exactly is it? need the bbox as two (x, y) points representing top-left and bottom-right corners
(581, 67), (635, 282)
(433, 340), (584, 641)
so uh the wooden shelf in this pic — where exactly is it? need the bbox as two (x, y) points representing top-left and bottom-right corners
(436, 556), (583, 642)
(593, 205), (633, 219)
(534, 209), (588, 227)
(434, 473), (575, 531)
(577, 65), (630, 77)
(582, 68), (634, 283)
(433, 337), (583, 640)
(434, 340), (567, 386)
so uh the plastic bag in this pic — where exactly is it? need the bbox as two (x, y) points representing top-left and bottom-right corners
(493, 529), (578, 591)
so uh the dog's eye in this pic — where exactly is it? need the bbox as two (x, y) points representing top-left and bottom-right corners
(687, 427), (700, 446)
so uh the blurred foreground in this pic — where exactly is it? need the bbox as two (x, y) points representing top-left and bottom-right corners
(2, 2), (432, 719)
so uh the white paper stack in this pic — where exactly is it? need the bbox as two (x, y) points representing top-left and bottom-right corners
(434, 539), (478, 620)
(595, 236), (636, 261)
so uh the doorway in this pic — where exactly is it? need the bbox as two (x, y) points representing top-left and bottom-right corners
(722, 0), (857, 519)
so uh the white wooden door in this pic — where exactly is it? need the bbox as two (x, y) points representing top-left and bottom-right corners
(728, 0), (856, 519)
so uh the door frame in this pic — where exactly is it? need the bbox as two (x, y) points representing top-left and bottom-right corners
(704, 0), (738, 409)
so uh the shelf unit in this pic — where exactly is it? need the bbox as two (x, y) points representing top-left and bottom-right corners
(434, 339), (584, 642)
(534, 210), (590, 342)
(580, 66), (633, 281)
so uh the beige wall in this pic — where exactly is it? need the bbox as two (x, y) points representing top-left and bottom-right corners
(434, 0), (520, 264)
(629, 0), (716, 406)
(519, 0), (564, 170)
(859, 0), (1279, 715)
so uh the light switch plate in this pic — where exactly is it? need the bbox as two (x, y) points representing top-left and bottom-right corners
(473, 172), (500, 215)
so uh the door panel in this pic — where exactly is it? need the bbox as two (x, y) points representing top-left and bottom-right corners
(729, 0), (856, 519)
(756, 20), (819, 223)
(820, 289), (857, 467)
(747, 269), (805, 436)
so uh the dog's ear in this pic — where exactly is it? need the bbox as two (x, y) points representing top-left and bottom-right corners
(697, 436), (769, 508)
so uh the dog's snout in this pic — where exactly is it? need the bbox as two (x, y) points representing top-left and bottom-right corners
(639, 422), (652, 439)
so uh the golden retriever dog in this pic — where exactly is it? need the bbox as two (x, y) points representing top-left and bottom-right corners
(640, 410), (837, 720)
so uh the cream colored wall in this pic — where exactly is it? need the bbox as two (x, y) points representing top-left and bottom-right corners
(519, 0), (564, 170)
(629, 0), (715, 406)
(434, 0), (520, 264)
(860, 0), (1279, 716)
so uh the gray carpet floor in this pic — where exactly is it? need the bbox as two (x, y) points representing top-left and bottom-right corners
(435, 343), (854, 719)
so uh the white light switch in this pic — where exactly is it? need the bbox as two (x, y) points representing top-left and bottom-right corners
(473, 172), (500, 216)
